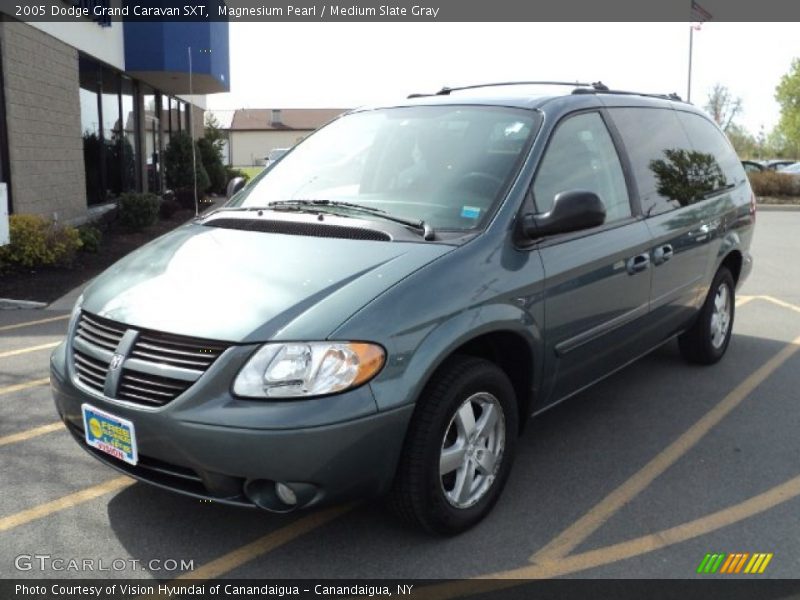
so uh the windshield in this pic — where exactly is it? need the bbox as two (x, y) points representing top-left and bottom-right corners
(231, 106), (538, 230)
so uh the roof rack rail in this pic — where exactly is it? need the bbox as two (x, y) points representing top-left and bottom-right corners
(407, 80), (608, 99)
(572, 87), (684, 102)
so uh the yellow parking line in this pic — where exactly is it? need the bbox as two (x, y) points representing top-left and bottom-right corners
(0, 476), (132, 532)
(758, 295), (800, 315)
(531, 332), (800, 563)
(736, 295), (755, 308)
(0, 315), (69, 332)
(412, 475), (800, 599)
(0, 378), (50, 396)
(0, 422), (62, 447)
(137, 504), (354, 595)
(173, 504), (353, 580)
(0, 342), (59, 359)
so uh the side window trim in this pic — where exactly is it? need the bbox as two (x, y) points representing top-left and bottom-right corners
(529, 108), (635, 222)
(598, 107), (643, 218)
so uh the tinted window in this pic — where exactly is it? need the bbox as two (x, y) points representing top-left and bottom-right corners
(533, 112), (631, 222)
(676, 111), (746, 185)
(610, 107), (734, 214)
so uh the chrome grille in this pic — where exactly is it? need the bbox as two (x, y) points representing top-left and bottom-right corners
(71, 311), (230, 408)
(76, 312), (125, 352)
(117, 370), (193, 407)
(73, 349), (108, 394)
(131, 332), (228, 370)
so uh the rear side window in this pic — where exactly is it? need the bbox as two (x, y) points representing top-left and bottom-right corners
(533, 112), (631, 222)
(676, 111), (746, 186)
(610, 107), (736, 214)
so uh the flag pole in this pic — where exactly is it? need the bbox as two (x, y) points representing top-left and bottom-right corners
(687, 24), (693, 102)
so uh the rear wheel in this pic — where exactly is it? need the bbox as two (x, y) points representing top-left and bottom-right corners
(389, 356), (518, 534)
(679, 267), (735, 364)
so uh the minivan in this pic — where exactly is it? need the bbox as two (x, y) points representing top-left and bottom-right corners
(51, 81), (755, 534)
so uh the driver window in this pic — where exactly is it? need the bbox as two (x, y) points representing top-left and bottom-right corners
(533, 112), (631, 222)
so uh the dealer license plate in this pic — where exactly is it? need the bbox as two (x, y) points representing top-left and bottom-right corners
(81, 403), (138, 466)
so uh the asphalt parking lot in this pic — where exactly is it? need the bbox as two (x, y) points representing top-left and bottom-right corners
(1, 210), (799, 585)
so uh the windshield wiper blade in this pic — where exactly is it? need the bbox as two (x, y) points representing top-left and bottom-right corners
(267, 200), (435, 240)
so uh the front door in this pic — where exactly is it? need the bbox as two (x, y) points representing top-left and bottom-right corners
(531, 111), (654, 405)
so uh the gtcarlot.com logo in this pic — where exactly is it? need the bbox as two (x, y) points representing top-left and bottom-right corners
(697, 552), (773, 574)
(14, 554), (194, 572)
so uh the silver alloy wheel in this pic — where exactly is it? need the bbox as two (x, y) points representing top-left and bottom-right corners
(710, 282), (732, 349)
(439, 392), (506, 509)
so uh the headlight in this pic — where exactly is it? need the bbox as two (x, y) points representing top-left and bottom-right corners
(233, 342), (385, 398)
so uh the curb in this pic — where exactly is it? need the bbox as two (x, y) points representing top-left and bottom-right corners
(0, 298), (48, 310)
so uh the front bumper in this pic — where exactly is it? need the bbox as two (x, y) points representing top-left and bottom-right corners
(50, 343), (413, 509)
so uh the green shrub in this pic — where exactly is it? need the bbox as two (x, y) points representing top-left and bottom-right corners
(748, 170), (800, 197)
(77, 224), (102, 253)
(118, 192), (160, 231)
(198, 137), (228, 194)
(164, 133), (210, 208)
(0, 214), (82, 269)
(225, 166), (251, 185)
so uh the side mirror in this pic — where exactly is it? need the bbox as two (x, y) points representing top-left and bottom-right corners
(226, 177), (246, 200)
(523, 190), (606, 238)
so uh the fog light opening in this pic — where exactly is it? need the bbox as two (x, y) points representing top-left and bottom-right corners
(275, 482), (297, 506)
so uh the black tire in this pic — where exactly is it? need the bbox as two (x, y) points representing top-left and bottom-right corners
(679, 267), (735, 365)
(389, 355), (518, 535)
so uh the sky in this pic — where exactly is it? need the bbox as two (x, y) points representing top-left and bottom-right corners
(207, 22), (799, 135)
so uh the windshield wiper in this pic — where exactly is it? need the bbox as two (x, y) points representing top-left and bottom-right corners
(267, 200), (435, 240)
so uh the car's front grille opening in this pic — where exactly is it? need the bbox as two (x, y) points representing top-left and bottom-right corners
(76, 312), (126, 352)
(117, 370), (193, 407)
(131, 331), (228, 370)
(204, 217), (392, 241)
(70, 311), (232, 408)
(73, 349), (108, 394)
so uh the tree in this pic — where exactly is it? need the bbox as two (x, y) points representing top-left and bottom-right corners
(163, 132), (210, 208)
(204, 113), (227, 161)
(775, 58), (800, 158)
(725, 123), (758, 158)
(704, 84), (743, 132)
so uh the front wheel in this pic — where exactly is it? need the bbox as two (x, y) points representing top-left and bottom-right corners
(679, 267), (735, 364)
(389, 356), (518, 534)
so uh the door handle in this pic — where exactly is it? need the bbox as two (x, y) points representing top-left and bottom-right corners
(653, 244), (673, 265)
(626, 253), (650, 275)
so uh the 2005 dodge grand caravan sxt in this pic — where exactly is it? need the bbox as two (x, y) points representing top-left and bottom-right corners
(51, 82), (755, 534)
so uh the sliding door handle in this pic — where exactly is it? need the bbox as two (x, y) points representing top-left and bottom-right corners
(653, 244), (674, 265)
(626, 253), (650, 275)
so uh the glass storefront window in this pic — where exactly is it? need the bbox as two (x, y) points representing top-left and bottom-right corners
(120, 77), (138, 193)
(100, 68), (122, 196)
(79, 57), (104, 205)
(144, 89), (162, 194)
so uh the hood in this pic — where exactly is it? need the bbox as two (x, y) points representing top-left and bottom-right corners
(82, 223), (452, 342)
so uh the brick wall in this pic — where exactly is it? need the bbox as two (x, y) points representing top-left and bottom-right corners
(0, 21), (86, 222)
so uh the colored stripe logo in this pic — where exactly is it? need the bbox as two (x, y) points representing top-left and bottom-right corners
(697, 552), (773, 574)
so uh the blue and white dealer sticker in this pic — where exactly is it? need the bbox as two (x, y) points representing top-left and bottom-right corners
(81, 403), (138, 465)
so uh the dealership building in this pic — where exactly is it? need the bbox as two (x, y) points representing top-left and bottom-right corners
(0, 13), (229, 225)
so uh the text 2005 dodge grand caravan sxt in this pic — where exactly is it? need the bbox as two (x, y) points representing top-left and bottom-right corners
(51, 82), (754, 534)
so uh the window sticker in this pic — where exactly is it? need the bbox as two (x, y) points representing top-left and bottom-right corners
(461, 206), (481, 219)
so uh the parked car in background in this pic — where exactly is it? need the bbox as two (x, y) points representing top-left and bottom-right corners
(264, 147), (289, 168)
(779, 162), (800, 176)
(741, 160), (765, 173)
(51, 81), (755, 534)
(762, 159), (797, 171)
